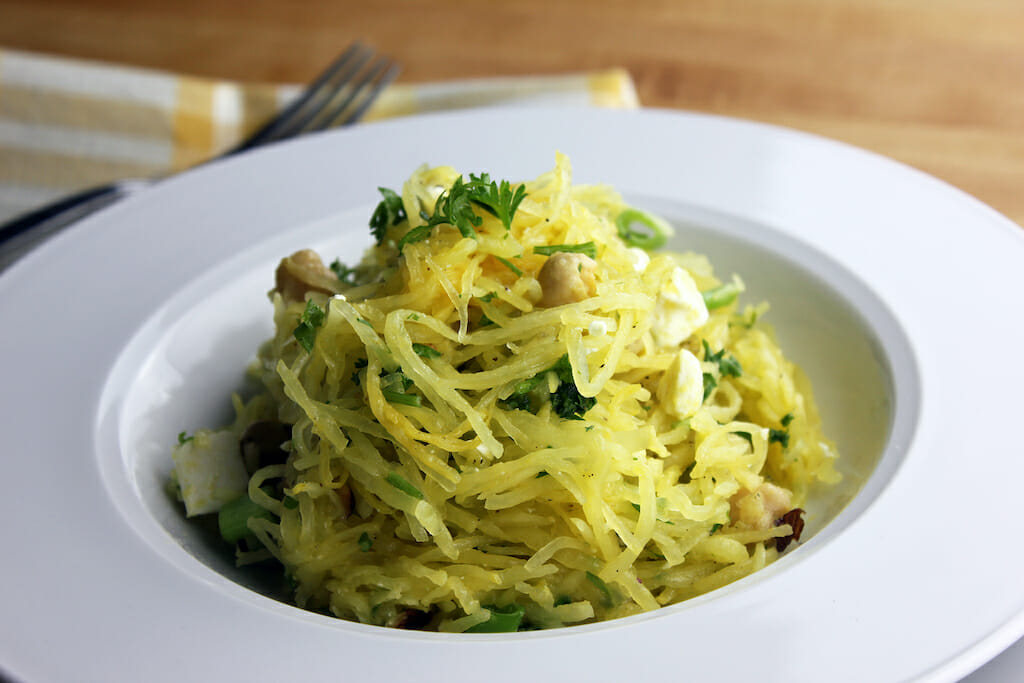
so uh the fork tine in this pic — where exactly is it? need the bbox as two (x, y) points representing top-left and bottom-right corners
(305, 56), (400, 133)
(231, 44), (365, 152)
(332, 59), (401, 127)
(229, 42), (387, 155)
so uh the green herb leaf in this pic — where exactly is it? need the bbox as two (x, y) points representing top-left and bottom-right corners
(615, 207), (672, 250)
(548, 355), (596, 420)
(533, 242), (597, 259)
(329, 258), (357, 285)
(396, 224), (433, 251)
(177, 431), (194, 445)
(499, 393), (532, 412)
(386, 472), (424, 499)
(709, 523), (723, 535)
(781, 413), (795, 427)
(422, 176), (482, 239)
(702, 340), (742, 378)
(293, 299), (326, 353)
(465, 603), (525, 633)
(405, 174), (527, 250)
(412, 343), (442, 359)
(769, 428), (791, 449)
(358, 532), (373, 552)
(732, 431), (754, 447)
(369, 187), (406, 244)
(465, 173), (528, 231)
(702, 372), (718, 401)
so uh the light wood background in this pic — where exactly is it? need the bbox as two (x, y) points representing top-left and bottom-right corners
(0, 0), (1022, 227)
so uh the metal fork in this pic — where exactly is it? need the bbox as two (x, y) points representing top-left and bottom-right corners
(0, 43), (399, 271)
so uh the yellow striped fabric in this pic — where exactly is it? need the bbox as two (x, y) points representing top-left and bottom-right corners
(0, 48), (638, 223)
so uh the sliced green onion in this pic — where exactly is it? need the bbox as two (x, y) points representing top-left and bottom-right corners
(615, 208), (672, 250)
(465, 603), (525, 633)
(386, 472), (424, 499)
(218, 490), (275, 544)
(533, 242), (597, 259)
(494, 256), (523, 277)
(585, 571), (614, 607)
(382, 389), (422, 407)
(412, 343), (441, 359)
(702, 281), (741, 310)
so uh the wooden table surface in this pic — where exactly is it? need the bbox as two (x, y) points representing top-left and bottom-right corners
(1, 0), (1022, 227)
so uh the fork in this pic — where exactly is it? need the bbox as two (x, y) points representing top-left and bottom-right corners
(0, 43), (399, 270)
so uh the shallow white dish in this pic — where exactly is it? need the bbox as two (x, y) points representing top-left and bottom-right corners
(2, 107), (1023, 683)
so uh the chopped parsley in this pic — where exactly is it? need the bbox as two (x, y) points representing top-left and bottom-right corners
(709, 523), (723, 535)
(329, 258), (357, 285)
(769, 428), (790, 449)
(702, 340), (742, 378)
(358, 532), (373, 552)
(781, 413), (795, 427)
(498, 354), (595, 419)
(293, 299), (326, 353)
(548, 355), (596, 420)
(498, 392), (531, 411)
(702, 372), (718, 401)
(369, 187), (406, 244)
(177, 431), (194, 445)
(732, 431), (754, 447)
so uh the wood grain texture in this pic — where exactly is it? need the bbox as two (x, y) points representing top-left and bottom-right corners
(1, 0), (1021, 225)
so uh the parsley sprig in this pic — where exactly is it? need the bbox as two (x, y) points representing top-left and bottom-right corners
(369, 187), (406, 244)
(397, 173), (527, 251)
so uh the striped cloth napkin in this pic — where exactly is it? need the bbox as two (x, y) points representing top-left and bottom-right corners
(0, 48), (638, 224)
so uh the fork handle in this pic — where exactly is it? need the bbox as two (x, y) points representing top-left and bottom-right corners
(0, 180), (148, 271)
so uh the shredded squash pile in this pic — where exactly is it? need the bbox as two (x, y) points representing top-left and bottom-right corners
(171, 154), (840, 632)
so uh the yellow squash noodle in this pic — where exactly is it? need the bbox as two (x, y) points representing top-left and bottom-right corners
(179, 153), (840, 632)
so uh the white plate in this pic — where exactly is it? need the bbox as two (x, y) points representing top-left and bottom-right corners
(2, 107), (1023, 683)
